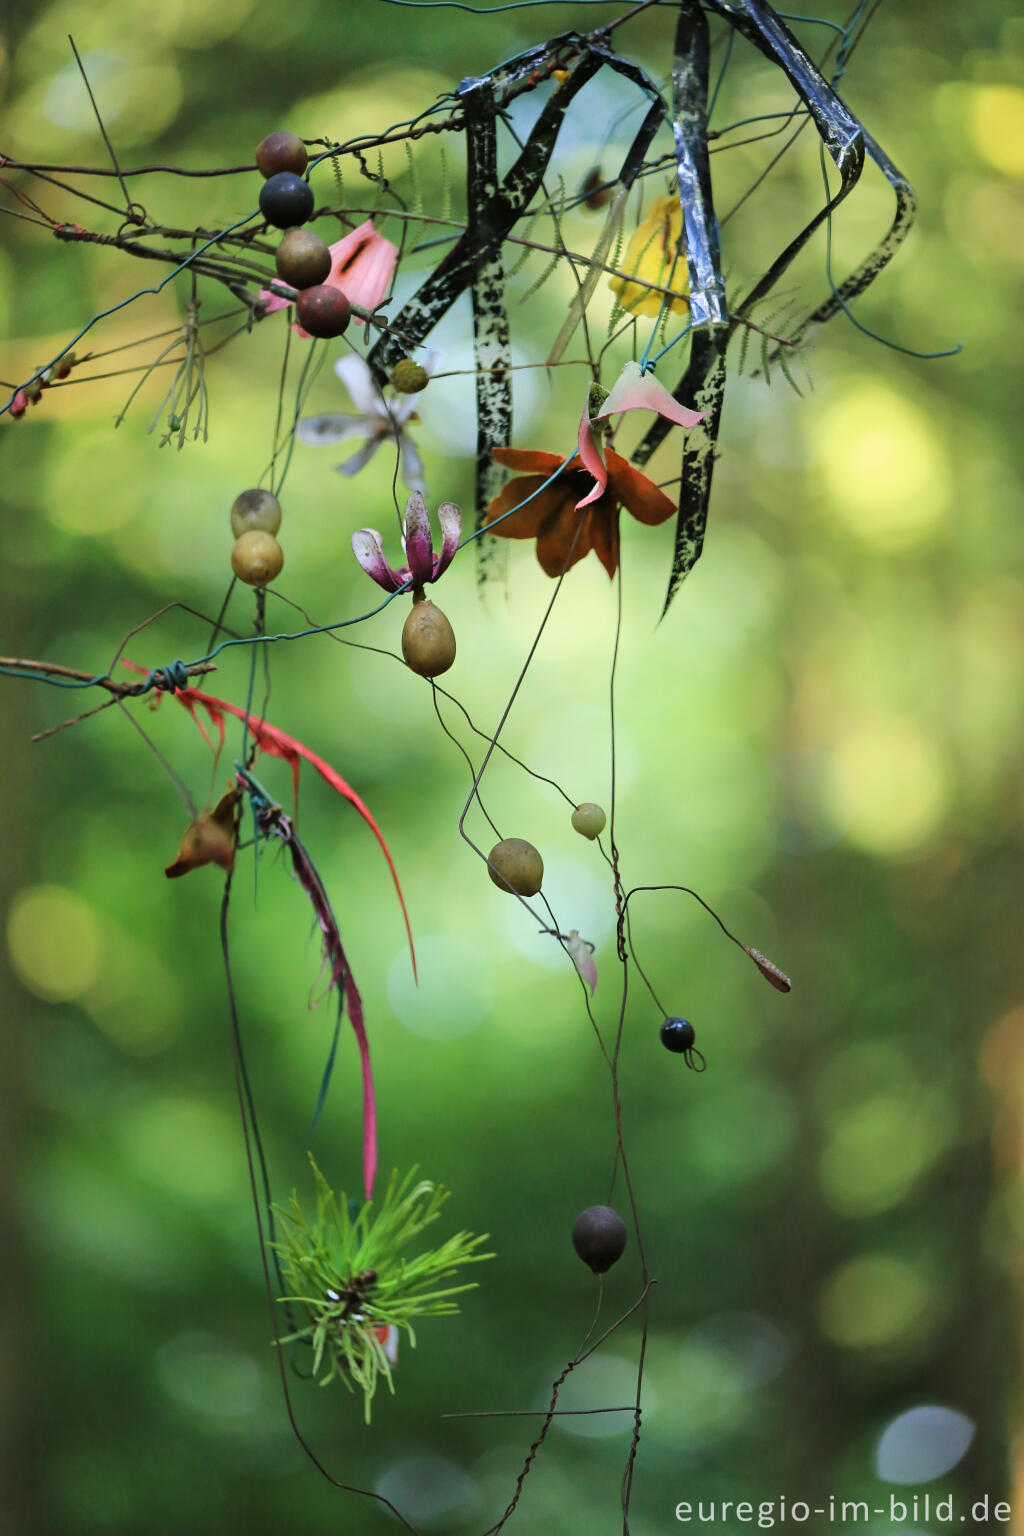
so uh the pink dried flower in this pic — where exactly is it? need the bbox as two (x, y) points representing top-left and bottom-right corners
(577, 360), (706, 510)
(352, 492), (461, 594)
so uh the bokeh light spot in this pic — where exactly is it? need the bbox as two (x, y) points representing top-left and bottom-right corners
(820, 1091), (954, 1217)
(155, 1332), (261, 1418)
(374, 1456), (478, 1528)
(7, 883), (102, 1001)
(550, 1352), (655, 1439)
(152, 0), (257, 46)
(812, 384), (950, 549)
(875, 1404), (975, 1484)
(818, 1254), (934, 1348)
(118, 1097), (240, 1203)
(386, 933), (493, 1040)
(686, 1076), (798, 1188)
(823, 716), (950, 855)
(970, 85), (1024, 177)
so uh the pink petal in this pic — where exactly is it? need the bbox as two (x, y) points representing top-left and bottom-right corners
(434, 500), (462, 577)
(352, 528), (402, 591)
(9, 390), (27, 419)
(595, 359), (706, 429)
(575, 404), (608, 510)
(257, 286), (294, 316)
(401, 491), (434, 587)
(566, 931), (598, 995)
(326, 221), (398, 325)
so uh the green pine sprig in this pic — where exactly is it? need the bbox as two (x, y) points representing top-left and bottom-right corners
(272, 1161), (493, 1421)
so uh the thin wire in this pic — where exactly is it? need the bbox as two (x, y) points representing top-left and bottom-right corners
(819, 147), (962, 360)
(1, 210), (260, 416)
(0, 448), (582, 696)
(67, 36), (133, 214)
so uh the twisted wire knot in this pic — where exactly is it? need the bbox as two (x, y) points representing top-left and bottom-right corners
(154, 659), (190, 693)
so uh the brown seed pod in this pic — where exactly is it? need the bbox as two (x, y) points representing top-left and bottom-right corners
(486, 837), (544, 897)
(580, 166), (613, 211)
(276, 228), (332, 289)
(401, 599), (456, 678)
(256, 131), (308, 179)
(571, 1205), (627, 1273)
(295, 284), (351, 339)
(391, 359), (429, 394)
(231, 531), (284, 586)
(230, 487), (282, 539)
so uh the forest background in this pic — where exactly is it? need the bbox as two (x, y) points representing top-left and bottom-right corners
(1, 0), (1023, 1532)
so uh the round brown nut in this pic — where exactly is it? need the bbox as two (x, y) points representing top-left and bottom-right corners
(294, 284), (351, 338)
(486, 837), (543, 897)
(256, 131), (308, 179)
(231, 531), (284, 586)
(401, 600), (456, 678)
(276, 228), (332, 289)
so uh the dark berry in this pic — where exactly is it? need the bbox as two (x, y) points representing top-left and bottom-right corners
(294, 284), (351, 338)
(259, 172), (314, 229)
(256, 131), (308, 179)
(660, 1017), (696, 1053)
(571, 1205), (627, 1274)
(276, 228), (332, 289)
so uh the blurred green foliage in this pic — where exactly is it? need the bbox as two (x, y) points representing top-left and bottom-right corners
(2, 1), (1023, 1532)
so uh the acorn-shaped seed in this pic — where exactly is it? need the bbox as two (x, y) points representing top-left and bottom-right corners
(571, 802), (606, 840)
(231, 530), (284, 586)
(401, 598), (456, 678)
(259, 171), (314, 229)
(391, 359), (429, 394)
(487, 837), (543, 897)
(256, 131), (308, 179)
(295, 284), (351, 338)
(660, 1017), (696, 1054)
(572, 1206), (627, 1274)
(276, 227), (332, 289)
(230, 487), (282, 539)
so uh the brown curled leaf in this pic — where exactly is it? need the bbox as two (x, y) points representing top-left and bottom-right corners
(745, 946), (792, 994)
(164, 786), (238, 878)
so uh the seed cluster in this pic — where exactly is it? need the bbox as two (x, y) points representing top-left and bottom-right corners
(256, 131), (351, 340)
(229, 487), (283, 586)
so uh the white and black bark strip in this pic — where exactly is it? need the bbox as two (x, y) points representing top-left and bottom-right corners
(716, 0), (866, 325)
(366, 43), (604, 384)
(633, 0), (730, 615)
(461, 78), (513, 583)
(758, 129), (916, 373)
(633, 0), (874, 611)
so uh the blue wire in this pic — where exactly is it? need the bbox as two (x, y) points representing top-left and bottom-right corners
(1, 450), (580, 698)
(2, 211), (262, 418)
(377, 0), (657, 9)
(646, 319), (693, 368)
